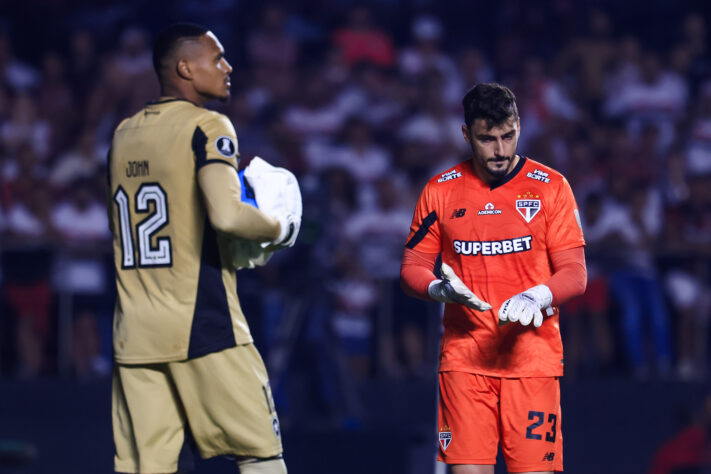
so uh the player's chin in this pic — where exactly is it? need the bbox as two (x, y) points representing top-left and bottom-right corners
(487, 161), (510, 174)
(217, 91), (231, 103)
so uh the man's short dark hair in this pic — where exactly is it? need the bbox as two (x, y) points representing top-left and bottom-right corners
(152, 23), (209, 84)
(462, 83), (519, 130)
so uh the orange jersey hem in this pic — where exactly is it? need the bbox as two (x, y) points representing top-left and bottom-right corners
(437, 455), (496, 464)
(438, 366), (564, 378)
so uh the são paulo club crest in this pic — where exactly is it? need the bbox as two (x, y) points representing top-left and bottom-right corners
(439, 426), (452, 451)
(515, 191), (541, 223)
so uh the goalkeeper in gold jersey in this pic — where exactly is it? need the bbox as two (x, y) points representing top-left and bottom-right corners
(107, 23), (297, 474)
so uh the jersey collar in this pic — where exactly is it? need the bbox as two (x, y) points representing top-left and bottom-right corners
(147, 97), (195, 106)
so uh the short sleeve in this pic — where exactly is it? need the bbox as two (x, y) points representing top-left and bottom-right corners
(546, 177), (585, 252)
(192, 113), (240, 170)
(405, 183), (442, 254)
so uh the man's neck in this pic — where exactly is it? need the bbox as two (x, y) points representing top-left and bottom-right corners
(160, 84), (203, 107)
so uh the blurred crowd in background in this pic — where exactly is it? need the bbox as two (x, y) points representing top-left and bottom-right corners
(0, 0), (709, 429)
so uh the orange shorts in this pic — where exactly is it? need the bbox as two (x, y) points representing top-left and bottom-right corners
(438, 372), (563, 472)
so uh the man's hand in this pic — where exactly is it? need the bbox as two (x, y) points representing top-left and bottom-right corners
(428, 262), (491, 311)
(498, 285), (553, 328)
(272, 212), (299, 248)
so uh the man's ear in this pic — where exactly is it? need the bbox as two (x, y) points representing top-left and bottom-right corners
(177, 59), (192, 80)
(461, 124), (471, 144)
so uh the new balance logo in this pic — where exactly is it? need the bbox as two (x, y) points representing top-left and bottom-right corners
(451, 208), (466, 218)
(542, 452), (555, 462)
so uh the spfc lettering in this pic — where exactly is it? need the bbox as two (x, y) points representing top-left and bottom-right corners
(516, 192), (541, 223)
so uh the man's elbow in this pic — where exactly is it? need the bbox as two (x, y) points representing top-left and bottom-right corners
(575, 263), (588, 296)
(399, 273), (411, 297)
(207, 212), (233, 235)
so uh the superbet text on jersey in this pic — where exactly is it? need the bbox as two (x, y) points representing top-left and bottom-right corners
(405, 157), (585, 377)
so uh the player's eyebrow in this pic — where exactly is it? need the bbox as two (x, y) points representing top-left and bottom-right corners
(476, 129), (515, 140)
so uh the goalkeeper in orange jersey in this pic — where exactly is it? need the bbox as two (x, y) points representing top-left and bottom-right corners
(401, 83), (587, 473)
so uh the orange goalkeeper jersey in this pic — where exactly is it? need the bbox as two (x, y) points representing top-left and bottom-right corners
(405, 156), (585, 377)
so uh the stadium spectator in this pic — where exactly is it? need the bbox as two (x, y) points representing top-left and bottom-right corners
(3, 171), (54, 378)
(330, 116), (391, 207)
(48, 129), (105, 187)
(648, 392), (711, 473)
(561, 192), (615, 377)
(329, 253), (377, 380)
(0, 93), (51, 160)
(247, 4), (300, 69)
(686, 81), (711, 175)
(67, 30), (100, 108)
(37, 52), (76, 153)
(50, 177), (111, 378)
(398, 71), (467, 156)
(589, 173), (672, 378)
(555, 8), (616, 106)
(283, 68), (349, 138)
(604, 51), (689, 150)
(0, 33), (40, 92)
(332, 5), (395, 67)
(399, 15), (461, 106)
(677, 12), (709, 94)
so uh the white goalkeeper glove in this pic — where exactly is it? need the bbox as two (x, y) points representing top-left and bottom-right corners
(428, 262), (491, 311)
(243, 156), (302, 248)
(273, 212), (299, 248)
(498, 285), (553, 328)
(230, 239), (274, 270)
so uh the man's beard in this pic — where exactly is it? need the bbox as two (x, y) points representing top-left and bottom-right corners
(483, 154), (514, 179)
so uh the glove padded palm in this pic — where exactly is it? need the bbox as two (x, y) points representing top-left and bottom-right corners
(498, 284), (553, 328)
(428, 262), (491, 312)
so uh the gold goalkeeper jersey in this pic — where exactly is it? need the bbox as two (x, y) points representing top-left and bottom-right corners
(108, 98), (253, 363)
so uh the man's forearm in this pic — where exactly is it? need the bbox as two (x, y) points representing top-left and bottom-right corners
(198, 163), (281, 241)
(400, 248), (439, 300)
(545, 246), (587, 306)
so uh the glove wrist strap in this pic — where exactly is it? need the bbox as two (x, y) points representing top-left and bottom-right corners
(275, 218), (294, 245)
(527, 284), (553, 309)
(427, 279), (443, 299)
